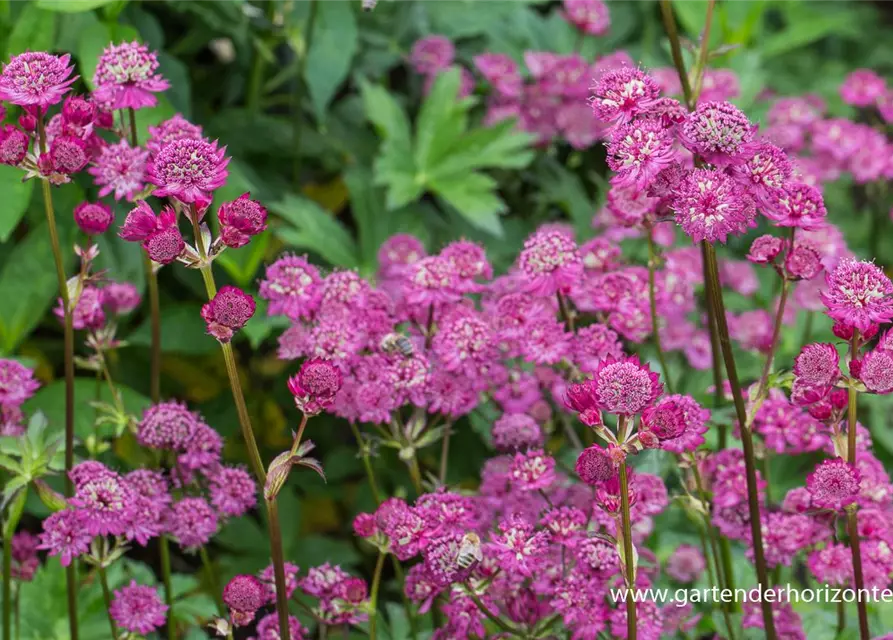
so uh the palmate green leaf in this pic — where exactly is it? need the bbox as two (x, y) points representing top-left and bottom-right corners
(414, 68), (472, 172)
(302, 0), (358, 122)
(0, 165), (34, 243)
(428, 119), (535, 177)
(270, 194), (359, 268)
(431, 172), (505, 237)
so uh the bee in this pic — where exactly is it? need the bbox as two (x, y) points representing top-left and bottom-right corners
(380, 333), (414, 358)
(362, 0), (378, 11)
(455, 532), (483, 570)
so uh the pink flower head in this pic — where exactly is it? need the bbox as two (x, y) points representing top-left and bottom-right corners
(223, 574), (266, 626)
(69, 464), (136, 536)
(0, 359), (39, 406)
(807, 458), (861, 511)
(794, 343), (840, 389)
(606, 117), (676, 190)
(55, 285), (105, 331)
(146, 114), (203, 154)
(102, 281), (141, 315)
(659, 394), (710, 453)
(404, 255), (461, 306)
(589, 355), (663, 415)
(440, 240), (492, 289)
(431, 309), (496, 377)
(0, 52), (76, 108)
(590, 67), (661, 125)
(765, 182), (827, 230)
(93, 41), (169, 110)
(88, 139), (149, 201)
(473, 53), (522, 98)
(840, 69), (887, 108)
(492, 414), (543, 451)
(666, 544), (705, 583)
(747, 235), (784, 264)
(377, 234), (426, 276)
(821, 258), (893, 332)
(490, 514), (551, 577)
(260, 254), (322, 320)
(167, 497), (218, 549)
(148, 137), (229, 205)
(597, 472), (637, 514)
(38, 509), (92, 567)
(119, 200), (159, 242)
(109, 581), (168, 635)
(562, 0), (610, 35)
(575, 444), (617, 485)
(672, 168), (756, 244)
(409, 36), (454, 76)
(48, 135), (88, 175)
(731, 141), (792, 205)
(509, 448), (556, 491)
(517, 227), (583, 296)
(209, 466), (257, 517)
(61, 94), (96, 127)
(565, 379), (603, 427)
(10, 532), (39, 581)
(287, 358), (342, 415)
(680, 101), (755, 164)
(860, 348), (893, 394)
(784, 244), (823, 281)
(142, 207), (184, 265)
(73, 201), (114, 236)
(260, 562), (300, 603)
(201, 286), (255, 342)
(0, 125), (28, 166)
(217, 192), (268, 248)
(254, 613), (309, 640)
(640, 397), (686, 445)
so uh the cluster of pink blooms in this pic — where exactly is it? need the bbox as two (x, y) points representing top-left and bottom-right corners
(0, 359), (40, 436)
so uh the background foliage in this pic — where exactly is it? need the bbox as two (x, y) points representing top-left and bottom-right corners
(1, 0), (892, 637)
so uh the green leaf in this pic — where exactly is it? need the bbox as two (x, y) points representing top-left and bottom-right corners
(760, 11), (859, 59)
(127, 303), (219, 355)
(216, 230), (271, 288)
(428, 119), (535, 177)
(271, 194), (359, 268)
(0, 221), (75, 354)
(8, 4), (56, 55)
(0, 165), (34, 243)
(430, 172), (504, 237)
(36, 0), (117, 11)
(303, 0), (358, 121)
(414, 68), (469, 172)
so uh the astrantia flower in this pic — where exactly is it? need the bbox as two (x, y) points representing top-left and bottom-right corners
(666, 545), (705, 583)
(260, 254), (322, 320)
(765, 182), (827, 230)
(201, 286), (256, 343)
(88, 139), (149, 201)
(137, 400), (200, 450)
(377, 234), (426, 277)
(48, 135), (88, 175)
(167, 497), (218, 549)
(223, 574), (266, 627)
(217, 192), (268, 249)
(93, 41), (169, 110)
(606, 117), (676, 190)
(794, 343), (840, 389)
(403, 256), (461, 307)
(590, 67), (660, 125)
(423, 534), (476, 587)
(254, 613), (309, 640)
(409, 36), (454, 76)
(440, 240), (492, 290)
(731, 141), (792, 205)
(860, 348), (893, 394)
(37, 509), (92, 567)
(821, 258), (893, 332)
(489, 515), (551, 577)
(109, 581), (168, 635)
(209, 466), (257, 517)
(639, 397), (686, 445)
(146, 114), (203, 154)
(69, 465), (136, 536)
(681, 101), (754, 163)
(517, 227), (583, 296)
(56, 285), (105, 331)
(73, 201), (114, 236)
(0, 52), (76, 108)
(509, 448), (556, 491)
(562, 0), (610, 35)
(178, 422), (223, 476)
(0, 125), (28, 166)
(807, 458), (861, 511)
(747, 235), (784, 264)
(840, 69), (887, 108)
(784, 244), (823, 281)
(596, 472), (637, 514)
(0, 359), (39, 407)
(575, 444), (617, 485)
(672, 168), (756, 244)
(432, 309), (496, 377)
(260, 562), (300, 603)
(492, 414), (543, 451)
(148, 137), (229, 205)
(589, 355), (663, 415)
(102, 281), (140, 315)
(472, 53), (522, 98)
(659, 394), (710, 453)
(288, 358), (342, 415)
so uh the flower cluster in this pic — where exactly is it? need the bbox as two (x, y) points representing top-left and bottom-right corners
(0, 359), (39, 436)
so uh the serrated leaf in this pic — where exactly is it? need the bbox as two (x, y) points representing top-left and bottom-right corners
(429, 119), (535, 177)
(430, 173), (504, 237)
(414, 68), (470, 172)
(303, 0), (358, 121)
(270, 194), (359, 268)
(0, 165), (34, 243)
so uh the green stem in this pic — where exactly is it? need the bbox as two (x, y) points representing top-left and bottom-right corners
(3, 532), (10, 640)
(658, 0), (694, 107)
(847, 332), (870, 640)
(702, 242), (776, 640)
(199, 546), (225, 616)
(368, 551), (387, 640)
(462, 583), (522, 636)
(247, 1), (277, 113)
(646, 226), (673, 393)
(438, 423), (451, 485)
(349, 422), (382, 504)
(556, 290), (575, 333)
(145, 255), (162, 404)
(37, 113), (78, 640)
(754, 273), (791, 403)
(266, 500), (292, 640)
(701, 243), (726, 450)
(159, 535), (175, 639)
(690, 0), (716, 102)
(618, 460), (637, 640)
(408, 455), (423, 495)
(98, 566), (118, 639)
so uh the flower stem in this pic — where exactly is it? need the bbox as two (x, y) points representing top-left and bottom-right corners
(702, 242), (776, 640)
(646, 226), (673, 393)
(438, 423), (452, 485)
(265, 499), (292, 639)
(755, 277), (790, 400)
(348, 422), (382, 504)
(408, 455), (423, 495)
(556, 290), (575, 333)
(199, 546), (225, 616)
(462, 583), (522, 636)
(847, 332), (870, 640)
(691, 0), (716, 101)
(658, 0), (694, 108)
(145, 255), (162, 404)
(368, 551), (387, 640)
(618, 459), (637, 640)
(36, 113), (79, 640)
(3, 531), (10, 640)
(97, 566), (118, 639)
(159, 534), (176, 639)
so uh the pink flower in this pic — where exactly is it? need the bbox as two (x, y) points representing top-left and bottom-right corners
(575, 444), (617, 485)
(671, 168), (756, 244)
(640, 397), (686, 445)
(0, 125), (28, 166)
(56, 285), (105, 330)
(860, 348), (893, 394)
(88, 139), (149, 201)
(69, 463), (136, 536)
(48, 135), (88, 174)
(409, 36), (454, 76)
(699, 68), (741, 103)
(747, 234), (784, 264)
(287, 358), (343, 415)
(431, 309), (496, 377)
(102, 281), (141, 316)
(606, 117), (677, 190)
(260, 254), (322, 320)
(808, 544), (853, 586)
(658, 394), (710, 453)
(492, 414), (543, 451)
(509, 448), (556, 491)
(680, 101), (755, 164)
(109, 581), (168, 635)
(148, 137), (229, 205)
(209, 466), (257, 517)
(562, 0), (610, 35)
(473, 53), (522, 98)
(807, 458), (861, 511)
(223, 575), (266, 626)
(794, 343), (840, 389)
(403, 256), (461, 307)
(141, 207), (184, 265)
(37, 509), (92, 567)
(730, 141), (792, 206)
(260, 562), (300, 603)
(821, 258), (893, 332)
(765, 182), (827, 230)
(377, 234), (426, 278)
(0, 359), (39, 407)
(254, 613), (309, 640)
(565, 379), (603, 427)
(784, 244), (823, 281)
(167, 497), (218, 549)
(0, 52), (77, 108)
(517, 227), (583, 296)
(137, 400), (200, 450)
(201, 286), (256, 342)
(146, 114), (203, 154)
(93, 41), (169, 110)
(590, 355), (663, 416)
(590, 67), (660, 125)
(840, 69), (887, 108)
(489, 515), (551, 577)
(440, 240), (492, 290)
(217, 192), (268, 248)
(73, 201), (114, 236)
(665, 545), (705, 583)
